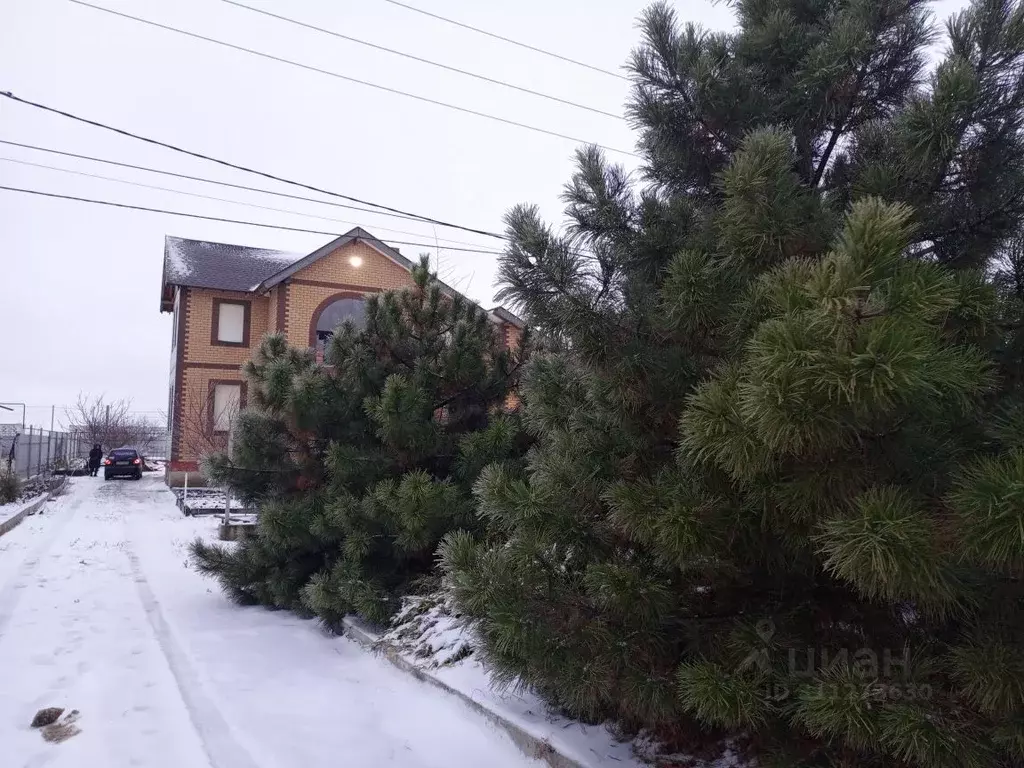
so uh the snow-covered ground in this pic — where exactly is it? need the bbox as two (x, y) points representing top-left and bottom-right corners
(0, 492), (46, 526)
(0, 476), (545, 768)
(379, 600), (743, 768)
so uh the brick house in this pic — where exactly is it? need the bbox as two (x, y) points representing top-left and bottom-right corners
(159, 226), (525, 487)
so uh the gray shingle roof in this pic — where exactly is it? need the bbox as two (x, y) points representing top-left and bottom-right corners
(488, 305), (526, 328)
(163, 236), (303, 293)
(159, 229), (526, 329)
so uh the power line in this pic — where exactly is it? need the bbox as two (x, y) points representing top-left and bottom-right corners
(2, 138), (600, 263)
(221, 0), (622, 121)
(0, 155), (496, 249)
(0, 184), (505, 254)
(23, 405), (167, 415)
(0, 138), (464, 230)
(380, 0), (629, 81)
(0, 90), (507, 240)
(63, 1), (637, 158)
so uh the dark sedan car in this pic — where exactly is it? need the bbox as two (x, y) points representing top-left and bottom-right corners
(104, 447), (144, 480)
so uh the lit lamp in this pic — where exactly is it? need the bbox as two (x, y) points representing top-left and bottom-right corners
(349, 255), (364, 267)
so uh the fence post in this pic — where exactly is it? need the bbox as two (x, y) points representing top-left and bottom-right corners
(36, 427), (42, 478)
(46, 431), (52, 476)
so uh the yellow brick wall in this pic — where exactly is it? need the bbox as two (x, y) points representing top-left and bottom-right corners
(284, 241), (416, 348)
(184, 289), (271, 366)
(505, 324), (523, 351)
(500, 323), (524, 411)
(176, 366), (246, 463)
(297, 241), (412, 288)
(268, 287), (279, 334)
(181, 243), (408, 364)
(285, 283), (376, 348)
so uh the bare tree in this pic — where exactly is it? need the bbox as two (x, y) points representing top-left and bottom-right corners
(63, 394), (166, 456)
(175, 385), (241, 463)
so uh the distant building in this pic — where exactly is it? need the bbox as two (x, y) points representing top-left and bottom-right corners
(158, 227), (524, 487)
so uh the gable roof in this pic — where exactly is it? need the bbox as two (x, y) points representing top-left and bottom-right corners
(159, 227), (526, 328)
(253, 227), (414, 293)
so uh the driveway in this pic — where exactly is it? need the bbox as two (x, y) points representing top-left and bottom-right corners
(0, 476), (541, 768)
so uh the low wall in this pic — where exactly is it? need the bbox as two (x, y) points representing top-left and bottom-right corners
(0, 478), (67, 537)
(218, 522), (256, 541)
(164, 468), (210, 489)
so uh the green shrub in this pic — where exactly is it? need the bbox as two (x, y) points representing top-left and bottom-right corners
(0, 468), (22, 504)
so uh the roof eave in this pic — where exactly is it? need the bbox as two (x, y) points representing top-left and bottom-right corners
(159, 239), (171, 312)
(159, 278), (178, 313)
(257, 227), (421, 293)
(488, 305), (527, 329)
(159, 278), (175, 310)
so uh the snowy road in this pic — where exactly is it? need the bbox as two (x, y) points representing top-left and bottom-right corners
(0, 476), (541, 768)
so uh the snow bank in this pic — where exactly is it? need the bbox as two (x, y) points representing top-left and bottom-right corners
(368, 596), (747, 768)
(0, 493), (46, 526)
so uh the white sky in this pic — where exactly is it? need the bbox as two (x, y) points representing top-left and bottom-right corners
(0, 0), (970, 427)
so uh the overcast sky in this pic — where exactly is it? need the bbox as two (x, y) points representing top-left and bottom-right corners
(0, 0), (971, 428)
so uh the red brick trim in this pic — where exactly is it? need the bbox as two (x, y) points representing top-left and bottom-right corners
(206, 379), (248, 435)
(291, 278), (384, 292)
(169, 460), (200, 472)
(170, 288), (189, 462)
(182, 362), (244, 371)
(308, 291), (375, 348)
(276, 281), (288, 335)
(211, 298), (251, 347)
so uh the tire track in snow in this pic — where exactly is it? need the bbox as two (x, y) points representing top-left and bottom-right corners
(0, 493), (85, 638)
(124, 544), (264, 768)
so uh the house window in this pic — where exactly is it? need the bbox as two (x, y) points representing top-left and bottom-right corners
(213, 300), (249, 346)
(212, 384), (241, 432)
(314, 296), (366, 359)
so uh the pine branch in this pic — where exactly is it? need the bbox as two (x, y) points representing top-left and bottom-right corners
(658, 71), (736, 155)
(813, 61), (871, 187)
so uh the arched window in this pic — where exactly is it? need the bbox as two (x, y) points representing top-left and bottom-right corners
(312, 295), (367, 359)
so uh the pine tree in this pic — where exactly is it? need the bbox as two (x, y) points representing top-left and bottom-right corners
(440, 1), (1024, 764)
(191, 257), (529, 626)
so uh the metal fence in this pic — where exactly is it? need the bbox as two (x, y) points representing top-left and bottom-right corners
(1, 427), (171, 480)
(1, 427), (80, 480)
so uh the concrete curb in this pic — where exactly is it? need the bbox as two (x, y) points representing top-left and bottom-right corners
(341, 617), (585, 768)
(0, 478), (69, 538)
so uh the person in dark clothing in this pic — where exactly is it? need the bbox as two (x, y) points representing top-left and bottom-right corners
(88, 444), (103, 477)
